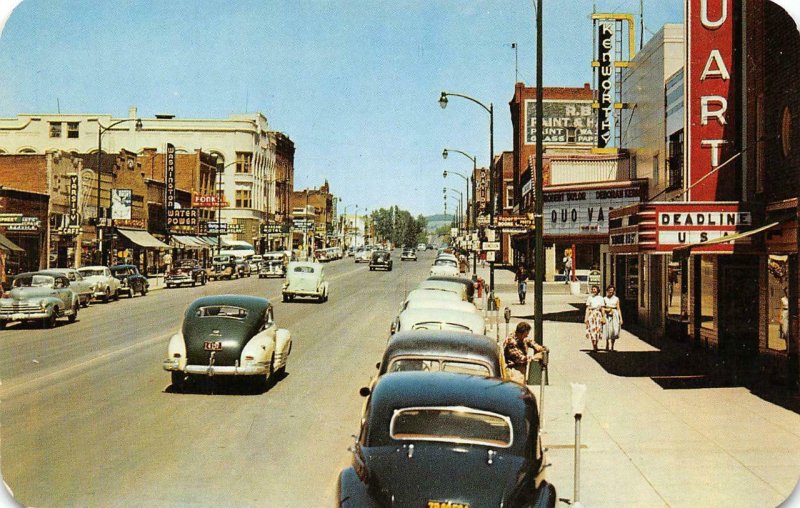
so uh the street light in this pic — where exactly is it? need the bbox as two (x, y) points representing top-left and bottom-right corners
(443, 148), (479, 274)
(446, 188), (463, 232)
(95, 118), (143, 266)
(439, 90), (495, 307)
(213, 160), (238, 255)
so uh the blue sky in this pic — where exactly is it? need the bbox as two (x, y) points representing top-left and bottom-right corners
(0, 1), (687, 215)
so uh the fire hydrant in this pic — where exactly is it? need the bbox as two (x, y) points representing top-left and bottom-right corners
(475, 277), (484, 299)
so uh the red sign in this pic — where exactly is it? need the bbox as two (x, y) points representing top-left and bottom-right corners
(192, 193), (229, 208)
(655, 203), (750, 253)
(687, 0), (737, 201)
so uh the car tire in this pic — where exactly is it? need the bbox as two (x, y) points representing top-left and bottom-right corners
(202, 276), (207, 286)
(81, 297), (89, 308)
(128, 287), (135, 298)
(43, 311), (57, 329)
(68, 306), (78, 323)
(171, 371), (185, 392)
(141, 285), (148, 296)
(113, 289), (120, 301)
(282, 294), (289, 303)
(0, 321), (5, 330)
(102, 287), (111, 303)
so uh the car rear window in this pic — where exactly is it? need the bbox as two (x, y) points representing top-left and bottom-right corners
(293, 266), (315, 273)
(411, 322), (471, 332)
(195, 305), (248, 319)
(435, 259), (457, 267)
(390, 407), (512, 448)
(388, 358), (491, 377)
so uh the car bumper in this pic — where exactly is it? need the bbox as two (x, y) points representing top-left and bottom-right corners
(166, 276), (192, 284)
(0, 311), (50, 321)
(162, 359), (269, 376)
(283, 289), (322, 297)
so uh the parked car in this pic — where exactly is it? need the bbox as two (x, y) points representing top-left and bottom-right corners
(339, 372), (556, 507)
(416, 279), (468, 301)
(77, 265), (122, 302)
(369, 250), (392, 271)
(430, 257), (459, 277)
(427, 275), (475, 302)
(259, 252), (287, 278)
(395, 307), (486, 335)
(48, 268), (93, 307)
(282, 261), (329, 303)
(163, 295), (292, 392)
(391, 290), (475, 334)
(166, 259), (207, 288)
(0, 271), (80, 328)
(374, 330), (507, 380)
(206, 255), (236, 281)
(400, 248), (417, 261)
(110, 264), (149, 297)
(354, 247), (370, 263)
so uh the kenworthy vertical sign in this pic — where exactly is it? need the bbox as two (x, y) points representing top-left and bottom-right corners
(686, 0), (738, 201)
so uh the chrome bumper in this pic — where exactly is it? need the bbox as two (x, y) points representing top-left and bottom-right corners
(0, 311), (50, 321)
(163, 359), (268, 376)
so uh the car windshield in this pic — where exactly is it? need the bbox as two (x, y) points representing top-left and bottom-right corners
(78, 269), (105, 277)
(111, 267), (133, 275)
(293, 266), (315, 274)
(14, 275), (55, 288)
(195, 305), (248, 319)
(390, 407), (512, 448)
(388, 358), (491, 377)
(178, 261), (196, 268)
(212, 256), (230, 264)
(435, 259), (457, 267)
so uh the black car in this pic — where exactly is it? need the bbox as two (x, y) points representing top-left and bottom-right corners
(427, 275), (475, 302)
(234, 258), (252, 278)
(166, 259), (207, 288)
(339, 372), (557, 507)
(109, 264), (149, 298)
(369, 250), (392, 271)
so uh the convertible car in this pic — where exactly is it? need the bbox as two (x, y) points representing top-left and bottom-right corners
(339, 372), (557, 507)
(163, 295), (292, 392)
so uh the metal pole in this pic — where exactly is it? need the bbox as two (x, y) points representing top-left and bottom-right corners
(574, 414), (582, 503)
(488, 103), (495, 309)
(217, 169), (222, 255)
(96, 129), (103, 265)
(534, 0), (545, 349)
(472, 157), (477, 275)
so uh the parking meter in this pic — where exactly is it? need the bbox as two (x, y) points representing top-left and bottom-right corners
(503, 307), (511, 339)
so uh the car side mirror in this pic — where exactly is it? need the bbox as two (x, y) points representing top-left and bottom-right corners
(359, 386), (371, 397)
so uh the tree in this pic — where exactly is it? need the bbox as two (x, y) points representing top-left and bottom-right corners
(370, 207), (428, 246)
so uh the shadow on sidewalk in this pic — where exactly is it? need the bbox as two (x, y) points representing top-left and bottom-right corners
(518, 303), (585, 323)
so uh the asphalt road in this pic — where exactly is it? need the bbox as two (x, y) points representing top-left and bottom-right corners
(0, 251), (434, 507)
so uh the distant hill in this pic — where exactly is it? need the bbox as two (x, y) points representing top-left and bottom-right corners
(425, 214), (456, 233)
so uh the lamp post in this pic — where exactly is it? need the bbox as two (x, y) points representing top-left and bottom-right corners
(95, 118), (142, 265)
(439, 91), (495, 307)
(446, 188), (463, 233)
(214, 160), (238, 255)
(443, 148), (479, 274)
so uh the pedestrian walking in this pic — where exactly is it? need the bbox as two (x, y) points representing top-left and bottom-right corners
(602, 285), (623, 351)
(563, 251), (573, 283)
(584, 285), (605, 351)
(514, 265), (528, 305)
(503, 322), (546, 384)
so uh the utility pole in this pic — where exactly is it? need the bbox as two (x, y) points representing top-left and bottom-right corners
(534, 0), (545, 348)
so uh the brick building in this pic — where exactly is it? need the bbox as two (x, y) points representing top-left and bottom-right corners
(290, 181), (336, 257)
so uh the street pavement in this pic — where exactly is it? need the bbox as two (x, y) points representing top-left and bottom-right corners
(476, 263), (800, 508)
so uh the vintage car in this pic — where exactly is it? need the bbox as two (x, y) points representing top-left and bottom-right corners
(110, 264), (149, 297)
(430, 257), (460, 277)
(417, 242), (427, 251)
(400, 248), (417, 261)
(259, 252), (287, 278)
(339, 372), (556, 507)
(166, 259), (207, 288)
(416, 279), (468, 301)
(249, 254), (263, 271)
(234, 257), (252, 278)
(369, 250), (392, 271)
(77, 265), (122, 302)
(282, 261), (329, 302)
(428, 275), (476, 302)
(395, 307), (486, 335)
(354, 247), (370, 263)
(48, 268), (93, 307)
(163, 295), (292, 391)
(373, 330), (507, 380)
(206, 255), (237, 281)
(391, 291), (476, 334)
(0, 271), (80, 328)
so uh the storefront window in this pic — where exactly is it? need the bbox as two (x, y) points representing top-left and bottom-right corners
(700, 257), (715, 330)
(767, 255), (789, 351)
(667, 259), (687, 319)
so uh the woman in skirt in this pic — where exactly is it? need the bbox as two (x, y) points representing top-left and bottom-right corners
(584, 285), (605, 351)
(603, 285), (623, 351)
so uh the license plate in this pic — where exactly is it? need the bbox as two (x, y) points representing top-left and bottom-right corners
(427, 502), (469, 508)
(203, 341), (222, 351)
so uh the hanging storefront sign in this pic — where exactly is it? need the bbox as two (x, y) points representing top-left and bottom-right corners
(167, 208), (199, 230)
(111, 189), (132, 220)
(192, 193), (229, 208)
(687, 0), (737, 201)
(543, 182), (643, 237)
(165, 143), (176, 211)
(68, 174), (79, 226)
(596, 22), (614, 148)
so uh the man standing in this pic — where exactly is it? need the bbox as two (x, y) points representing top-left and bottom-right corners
(503, 322), (546, 384)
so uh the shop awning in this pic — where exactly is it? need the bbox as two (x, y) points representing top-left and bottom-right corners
(116, 228), (171, 249)
(200, 237), (220, 247)
(672, 218), (789, 260)
(0, 232), (24, 253)
(171, 235), (209, 249)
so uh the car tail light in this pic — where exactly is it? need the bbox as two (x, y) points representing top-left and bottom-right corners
(244, 355), (254, 361)
(173, 353), (181, 358)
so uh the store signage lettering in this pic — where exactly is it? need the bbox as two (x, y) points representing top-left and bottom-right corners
(165, 143), (176, 211)
(658, 230), (736, 245)
(543, 186), (642, 236)
(167, 208), (198, 227)
(68, 174), (79, 225)
(526, 100), (596, 145)
(597, 22), (614, 148)
(192, 194), (228, 208)
(658, 212), (751, 227)
(688, 0), (736, 201)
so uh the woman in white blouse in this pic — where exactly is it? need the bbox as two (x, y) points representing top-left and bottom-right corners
(584, 285), (605, 351)
(603, 285), (623, 351)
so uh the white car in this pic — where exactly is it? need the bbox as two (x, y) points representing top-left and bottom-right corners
(430, 257), (459, 277)
(282, 261), (329, 303)
(48, 268), (94, 307)
(77, 266), (122, 302)
(395, 307), (486, 335)
(391, 292), (477, 334)
(416, 279), (468, 301)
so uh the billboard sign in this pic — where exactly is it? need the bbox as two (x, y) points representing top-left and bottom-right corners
(525, 100), (596, 145)
(111, 189), (132, 220)
(687, 0), (737, 200)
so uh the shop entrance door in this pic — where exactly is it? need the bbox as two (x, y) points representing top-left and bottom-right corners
(719, 258), (759, 382)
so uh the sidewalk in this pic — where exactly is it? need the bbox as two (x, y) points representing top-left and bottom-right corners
(474, 264), (800, 507)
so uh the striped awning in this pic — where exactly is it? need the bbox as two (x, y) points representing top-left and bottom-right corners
(171, 235), (209, 249)
(0, 232), (23, 253)
(116, 228), (171, 249)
